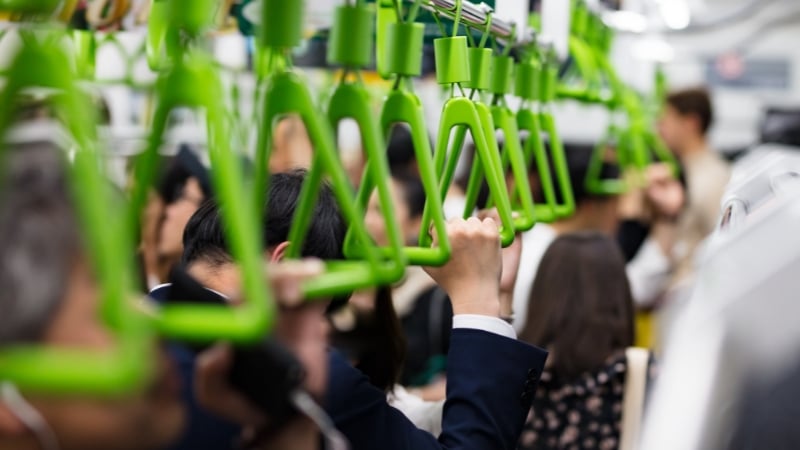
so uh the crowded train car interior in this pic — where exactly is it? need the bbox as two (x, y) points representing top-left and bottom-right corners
(0, 0), (799, 449)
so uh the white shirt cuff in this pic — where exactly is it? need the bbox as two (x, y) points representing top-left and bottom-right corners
(452, 314), (517, 340)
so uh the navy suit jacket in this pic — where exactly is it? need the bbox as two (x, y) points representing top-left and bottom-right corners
(326, 328), (547, 449)
(152, 284), (547, 450)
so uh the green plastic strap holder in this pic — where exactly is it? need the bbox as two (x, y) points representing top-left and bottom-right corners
(539, 56), (576, 218)
(425, 19), (516, 245)
(259, 0), (304, 49)
(434, 36), (471, 85)
(485, 56), (537, 232)
(254, 71), (389, 298)
(327, 4), (373, 68)
(0, 31), (152, 396)
(464, 47), (491, 91)
(129, 50), (275, 343)
(326, 3), (406, 284)
(376, 6), (451, 266)
(383, 21), (425, 77)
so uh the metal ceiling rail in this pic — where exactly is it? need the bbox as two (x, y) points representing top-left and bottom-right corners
(413, 0), (537, 44)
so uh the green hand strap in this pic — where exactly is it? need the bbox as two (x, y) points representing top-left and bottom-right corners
(514, 55), (558, 223)
(256, 70), (389, 297)
(328, 3), (406, 284)
(0, 30), (152, 396)
(422, 3), (516, 246)
(375, 1), (451, 266)
(253, 2), (388, 297)
(485, 31), (537, 233)
(130, 49), (275, 343)
(426, 96), (515, 247)
(131, 0), (275, 343)
(558, 2), (615, 106)
(540, 50), (576, 218)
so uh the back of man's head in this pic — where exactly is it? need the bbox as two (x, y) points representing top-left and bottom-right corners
(0, 141), (80, 344)
(182, 169), (346, 267)
(666, 87), (714, 135)
(529, 141), (621, 207)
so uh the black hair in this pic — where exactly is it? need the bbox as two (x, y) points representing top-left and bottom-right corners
(158, 145), (213, 204)
(386, 125), (426, 172)
(666, 87), (714, 134)
(391, 170), (426, 219)
(181, 169), (345, 267)
(528, 141), (621, 206)
(330, 286), (407, 392)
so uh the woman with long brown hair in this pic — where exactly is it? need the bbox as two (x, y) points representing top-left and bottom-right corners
(518, 232), (654, 450)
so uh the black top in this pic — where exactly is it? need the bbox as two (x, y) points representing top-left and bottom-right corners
(399, 286), (453, 387)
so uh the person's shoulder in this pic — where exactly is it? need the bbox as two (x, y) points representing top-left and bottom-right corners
(148, 283), (172, 302)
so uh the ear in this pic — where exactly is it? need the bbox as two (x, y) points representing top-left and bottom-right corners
(268, 241), (291, 263)
(0, 402), (27, 437)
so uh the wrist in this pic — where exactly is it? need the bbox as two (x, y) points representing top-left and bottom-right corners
(449, 290), (501, 317)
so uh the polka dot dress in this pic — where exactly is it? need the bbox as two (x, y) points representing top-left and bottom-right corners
(518, 351), (657, 450)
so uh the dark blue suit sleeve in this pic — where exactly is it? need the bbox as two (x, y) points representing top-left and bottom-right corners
(326, 328), (547, 450)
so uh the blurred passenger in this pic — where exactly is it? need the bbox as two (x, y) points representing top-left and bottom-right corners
(269, 116), (313, 173)
(140, 146), (212, 288)
(386, 125), (419, 176)
(658, 87), (731, 291)
(0, 142), (185, 450)
(364, 171), (452, 390)
(153, 170), (345, 450)
(518, 232), (656, 450)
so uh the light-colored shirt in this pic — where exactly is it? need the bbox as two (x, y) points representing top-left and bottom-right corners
(671, 150), (731, 288)
(511, 224), (557, 333)
(388, 385), (444, 437)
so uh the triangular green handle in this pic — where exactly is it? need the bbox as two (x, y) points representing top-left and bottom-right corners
(0, 33), (152, 396)
(130, 52), (274, 344)
(489, 104), (537, 232)
(517, 108), (558, 223)
(422, 97), (516, 247)
(254, 71), (386, 298)
(539, 110), (576, 218)
(329, 82), (407, 284)
(380, 89), (451, 266)
(462, 103), (517, 242)
(586, 126), (628, 195)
